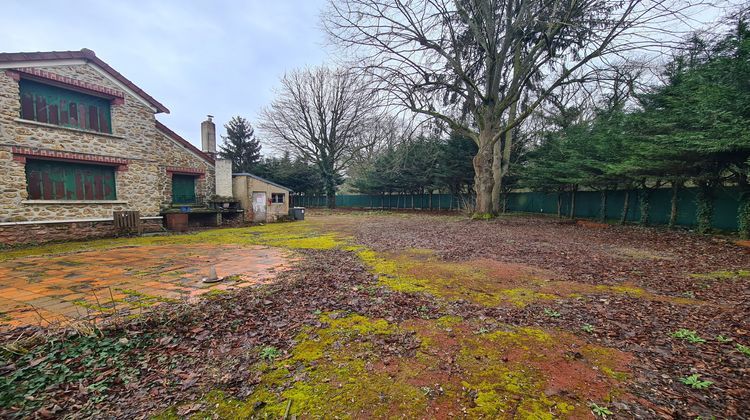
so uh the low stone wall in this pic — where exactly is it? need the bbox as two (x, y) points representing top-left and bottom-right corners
(0, 218), (164, 247)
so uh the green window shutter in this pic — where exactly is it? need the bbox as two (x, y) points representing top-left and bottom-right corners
(25, 160), (116, 200)
(171, 175), (196, 204)
(19, 79), (112, 134)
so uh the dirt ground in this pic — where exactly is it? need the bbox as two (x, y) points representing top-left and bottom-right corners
(1, 210), (749, 419)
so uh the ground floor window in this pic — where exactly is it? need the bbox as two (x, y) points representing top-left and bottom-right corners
(171, 174), (197, 204)
(25, 159), (116, 200)
(271, 193), (285, 203)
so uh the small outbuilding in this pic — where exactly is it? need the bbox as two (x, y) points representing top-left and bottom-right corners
(232, 173), (291, 222)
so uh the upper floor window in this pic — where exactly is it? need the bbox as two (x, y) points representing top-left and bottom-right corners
(19, 79), (112, 134)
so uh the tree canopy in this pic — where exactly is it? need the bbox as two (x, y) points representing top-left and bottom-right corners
(218, 116), (262, 173)
(519, 16), (750, 234)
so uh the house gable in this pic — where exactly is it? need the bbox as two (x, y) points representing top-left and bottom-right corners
(0, 49), (169, 114)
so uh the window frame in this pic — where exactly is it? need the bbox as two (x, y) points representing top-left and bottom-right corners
(18, 79), (113, 134)
(25, 159), (118, 201)
(271, 193), (285, 204)
(171, 174), (198, 205)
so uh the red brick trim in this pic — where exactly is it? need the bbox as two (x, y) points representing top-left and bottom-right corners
(155, 120), (215, 165)
(0, 49), (169, 113)
(12, 146), (129, 170)
(167, 166), (205, 178)
(15, 68), (125, 99)
(5, 70), (20, 81)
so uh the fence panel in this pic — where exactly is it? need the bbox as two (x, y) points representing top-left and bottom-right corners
(293, 186), (742, 232)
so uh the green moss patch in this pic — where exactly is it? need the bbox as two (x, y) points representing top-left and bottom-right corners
(167, 314), (631, 419)
(0, 221), (347, 262)
(356, 248), (557, 307)
(170, 313), (429, 418)
(356, 247), (694, 308)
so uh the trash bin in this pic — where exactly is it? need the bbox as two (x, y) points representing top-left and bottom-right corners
(290, 207), (305, 221)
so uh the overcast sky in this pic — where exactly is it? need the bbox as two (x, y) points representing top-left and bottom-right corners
(0, 1), (741, 155)
(0, 0), (330, 151)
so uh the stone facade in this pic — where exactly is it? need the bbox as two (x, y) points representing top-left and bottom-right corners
(0, 58), (216, 244)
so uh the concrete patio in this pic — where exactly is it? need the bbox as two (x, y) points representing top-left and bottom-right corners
(0, 243), (293, 329)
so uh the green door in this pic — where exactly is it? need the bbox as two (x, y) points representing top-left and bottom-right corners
(172, 175), (196, 204)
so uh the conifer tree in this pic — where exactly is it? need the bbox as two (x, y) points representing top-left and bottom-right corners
(218, 116), (262, 173)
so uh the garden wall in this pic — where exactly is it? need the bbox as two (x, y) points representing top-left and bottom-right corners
(293, 186), (743, 231)
(0, 218), (164, 247)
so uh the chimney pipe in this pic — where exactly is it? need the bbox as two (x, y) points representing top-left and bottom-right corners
(201, 115), (216, 155)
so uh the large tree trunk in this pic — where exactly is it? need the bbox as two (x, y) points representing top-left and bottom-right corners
(557, 193), (562, 218)
(327, 193), (336, 209)
(695, 183), (714, 234)
(639, 189), (651, 226)
(599, 190), (608, 222)
(569, 187), (577, 219)
(473, 136), (496, 216)
(620, 190), (630, 224)
(324, 177), (336, 209)
(669, 181), (682, 228)
(738, 174), (750, 239)
(492, 101), (518, 214)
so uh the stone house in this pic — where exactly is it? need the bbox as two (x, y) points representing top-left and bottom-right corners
(0, 49), (223, 245)
(232, 173), (291, 222)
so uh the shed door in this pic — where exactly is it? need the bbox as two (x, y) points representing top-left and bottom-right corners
(252, 192), (267, 222)
(172, 175), (196, 204)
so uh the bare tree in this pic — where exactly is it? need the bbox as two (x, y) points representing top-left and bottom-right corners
(324, 0), (700, 215)
(259, 66), (382, 208)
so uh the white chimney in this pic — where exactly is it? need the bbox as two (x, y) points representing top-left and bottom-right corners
(215, 159), (233, 198)
(201, 115), (216, 155)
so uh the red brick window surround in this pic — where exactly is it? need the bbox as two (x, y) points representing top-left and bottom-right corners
(6, 68), (125, 102)
(6, 69), (126, 135)
(12, 147), (128, 171)
(166, 166), (205, 179)
(26, 159), (117, 201)
(18, 79), (114, 134)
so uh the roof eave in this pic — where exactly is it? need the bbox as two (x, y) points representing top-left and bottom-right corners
(232, 173), (292, 191)
(155, 121), (214, 165)
(0, 49), (170, 114)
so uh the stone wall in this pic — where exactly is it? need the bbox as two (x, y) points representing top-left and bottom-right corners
(0, 63), (215, 225)
(154, 129), (215, 207)
(0, 219), (164, 247)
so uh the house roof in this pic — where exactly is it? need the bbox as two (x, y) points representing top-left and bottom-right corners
(233, 172), (292, 191)
(155, 120), (215, 165)
(0, 49), (169, 113)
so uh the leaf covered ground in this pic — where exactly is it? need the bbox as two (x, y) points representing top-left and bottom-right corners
(1, 210), (749, 418)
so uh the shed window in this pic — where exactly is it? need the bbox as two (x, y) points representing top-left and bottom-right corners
(271, 193), (285, 204)
(25, 159), (116, 200)
(19, 79), (112, 134)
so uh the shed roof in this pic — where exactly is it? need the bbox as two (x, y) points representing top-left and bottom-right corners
(233, 173), (292, 191)
(0, 49), (169, 113)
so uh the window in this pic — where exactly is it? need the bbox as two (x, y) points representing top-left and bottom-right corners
(171, 175), (196, 204)
(271, 193), (285, 204)
(26, 159), (116, 200)
(19, 79), (112, 134)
